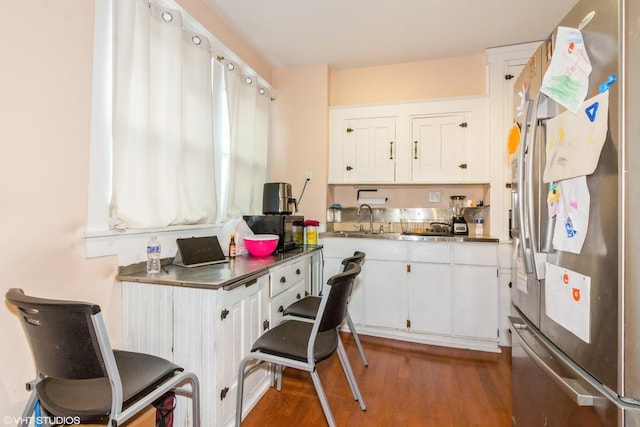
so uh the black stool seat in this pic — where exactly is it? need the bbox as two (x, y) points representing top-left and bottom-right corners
(37, 351), (182, 421)
(282, 296), (321, 320)
(252, 321), (338, 363)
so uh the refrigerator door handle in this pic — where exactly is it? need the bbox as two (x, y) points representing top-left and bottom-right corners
(509, 316), (602, 407)
(517, 100), (535, 274)
(525, 92), (550, 280)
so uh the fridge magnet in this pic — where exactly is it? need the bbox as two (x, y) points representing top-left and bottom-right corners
(547, 182), (561, 217)
(585, 101), (599, 122)
(545, 262), (591, 343)
(544, 91), (609, 182)
(552, 176), (590, 254)
(507, 124), (521, 154)
(540, 26), (592, 113)
(598, 75), (617, 93)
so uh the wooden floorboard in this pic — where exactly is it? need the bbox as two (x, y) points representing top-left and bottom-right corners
(241, 332), (512, 427)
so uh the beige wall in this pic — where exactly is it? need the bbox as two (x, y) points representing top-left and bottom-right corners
(0, 0), (271, 419)
(269, 65), (330, 222)
(330, 54), (487, 106)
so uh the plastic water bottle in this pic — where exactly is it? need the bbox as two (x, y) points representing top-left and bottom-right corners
(147, 235), (161, 274)
(474, 218), (484, 236)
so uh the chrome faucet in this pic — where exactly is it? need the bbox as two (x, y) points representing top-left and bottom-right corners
(356, 204), (374, 233)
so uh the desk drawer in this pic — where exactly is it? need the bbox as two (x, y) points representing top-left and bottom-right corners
(269, 259), (307, 297)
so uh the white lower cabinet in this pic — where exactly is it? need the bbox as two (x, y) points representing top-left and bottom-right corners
(121, 251), (320, 426)
(364, 260), (407, 329)
(452, 243), (499, 341)
(216, 279), (269, 427)
(407, 262), (452, 335)
(322, 238), (500, 352)
(122, 276), (270, 427)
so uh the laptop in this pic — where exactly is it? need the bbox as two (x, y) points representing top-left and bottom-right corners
(173, 236), (229, 267)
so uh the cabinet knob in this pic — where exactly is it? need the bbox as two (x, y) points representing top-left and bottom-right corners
(296, 293), (302, 300)
(295, 268), (301, 275)
(220, 387), (229, 400)
(278, 305), (284, 313)
(346, 165), (353, 171)
(459, 122), (468, 128)
(458, 163), (468, 169)
(280, 276), (286, 283)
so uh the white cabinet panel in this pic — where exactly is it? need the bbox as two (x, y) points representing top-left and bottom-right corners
(411, 113), (469, 182)
(330, 116), (397, 183)
(407, 262), (452, 335)
(364, 260), (407, 329)
(453, 265), (498, 339)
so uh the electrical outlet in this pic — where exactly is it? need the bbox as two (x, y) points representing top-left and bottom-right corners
(305, 172), (312, 182)
(428, 191), (441, 203)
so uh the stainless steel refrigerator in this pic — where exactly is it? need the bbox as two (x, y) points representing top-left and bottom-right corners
(509, 0), (640, 425)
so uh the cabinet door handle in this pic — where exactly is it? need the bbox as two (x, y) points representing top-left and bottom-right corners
(220, 386), (229, 400)
(458, 163), (468, 169)
(389, 141), (394, 160)
(413, 141), (418, 160)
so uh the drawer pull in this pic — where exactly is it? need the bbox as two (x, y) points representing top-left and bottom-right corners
(280, 276), (286, 283)
(295, 268), (301, 275)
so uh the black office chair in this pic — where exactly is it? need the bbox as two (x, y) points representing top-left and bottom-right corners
(6, 288), (200, 427)
(235, 262), (366, 427)
(282, 251), (368, 366)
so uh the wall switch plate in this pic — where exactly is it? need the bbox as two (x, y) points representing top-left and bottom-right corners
(428, 191), (441, 203)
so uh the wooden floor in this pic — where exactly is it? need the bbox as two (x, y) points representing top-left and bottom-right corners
(241, 332), (512, 427)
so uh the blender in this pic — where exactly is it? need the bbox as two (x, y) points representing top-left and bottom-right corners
(449, 195), (468, 235)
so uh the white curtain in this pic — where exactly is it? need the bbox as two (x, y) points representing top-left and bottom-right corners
(223, 65), (270, 217)
(111, 0), (216, 229)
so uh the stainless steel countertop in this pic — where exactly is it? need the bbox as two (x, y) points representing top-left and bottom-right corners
(320, 231), (499, 243)
(116, 246), (322, 290)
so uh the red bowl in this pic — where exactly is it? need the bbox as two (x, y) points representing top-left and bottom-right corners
(243, 234), (279, 257)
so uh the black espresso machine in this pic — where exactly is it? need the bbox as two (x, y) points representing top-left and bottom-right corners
(244, 183), (303, 252)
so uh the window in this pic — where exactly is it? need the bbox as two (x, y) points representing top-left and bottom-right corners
(88, 0), (270, 237)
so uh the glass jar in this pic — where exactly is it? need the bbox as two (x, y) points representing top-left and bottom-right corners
(304, 219), (320, 245)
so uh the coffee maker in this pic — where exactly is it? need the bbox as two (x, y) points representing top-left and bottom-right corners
(450, 195), (468, 235)
(262, 182), (297, 214)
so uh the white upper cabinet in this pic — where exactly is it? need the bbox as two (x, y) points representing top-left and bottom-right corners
(342, 117), (397, 182)
(329, 97), (489, 184)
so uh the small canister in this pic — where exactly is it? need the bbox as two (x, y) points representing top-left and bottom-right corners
(293, 220), (304, 245)
(304, 219), (320, 245)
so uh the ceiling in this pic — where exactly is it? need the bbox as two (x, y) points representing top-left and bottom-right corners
(203, 0), (580, 70)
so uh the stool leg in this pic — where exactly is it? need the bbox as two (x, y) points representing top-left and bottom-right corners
(346, 311), (368, 366)
(310, 370), (337, 427)
(337, 338), (366, 411)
